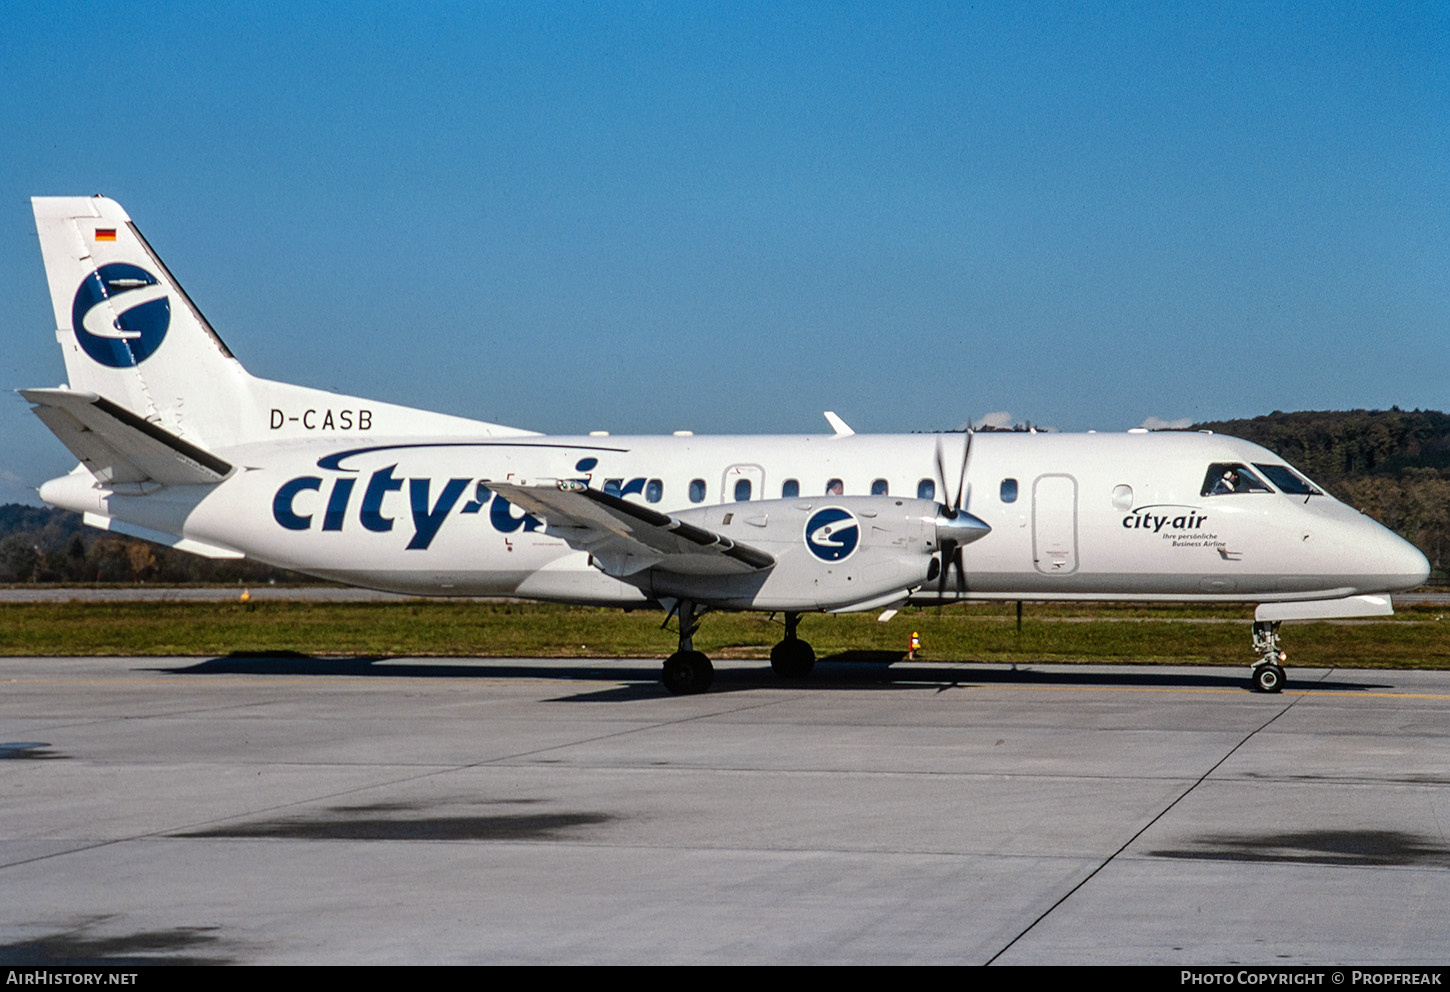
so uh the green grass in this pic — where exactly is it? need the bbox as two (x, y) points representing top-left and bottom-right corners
(1, 600), (1446, 669)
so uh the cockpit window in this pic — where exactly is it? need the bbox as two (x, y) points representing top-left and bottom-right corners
(1253, 463), (1323, 497)
(1201, 463), (1272, 496)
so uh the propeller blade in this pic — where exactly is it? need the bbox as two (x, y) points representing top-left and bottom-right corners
(931, 429), (979, 601)
(954, 430), (972, 512)
(954, 430), (973, 594)
(933, 437), (949, 511)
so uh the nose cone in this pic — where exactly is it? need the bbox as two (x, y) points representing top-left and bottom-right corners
(1352, 521), (1431, 593)
(1383, 534), (1431, 592)
(1306, 504), (1430, 596)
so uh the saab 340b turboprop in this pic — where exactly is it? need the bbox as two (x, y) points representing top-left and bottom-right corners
(22, 196), (1430, 693)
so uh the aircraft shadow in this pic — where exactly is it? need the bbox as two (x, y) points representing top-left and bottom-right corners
(146, 651), (1391, 699)
(806, 656), (1388, 694)
(153, 654), (664, 682)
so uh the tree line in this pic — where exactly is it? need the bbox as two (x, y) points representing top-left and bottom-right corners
(0, 504), (305, 584)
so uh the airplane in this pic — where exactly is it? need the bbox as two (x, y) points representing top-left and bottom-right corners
(21, 195), (1431, 695)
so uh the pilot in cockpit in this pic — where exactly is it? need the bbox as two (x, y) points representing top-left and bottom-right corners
(1210, 469), (1240, 495)
(1203, 463), (1275, 497)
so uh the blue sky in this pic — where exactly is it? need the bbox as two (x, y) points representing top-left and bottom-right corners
(3, 1), (1447, 504)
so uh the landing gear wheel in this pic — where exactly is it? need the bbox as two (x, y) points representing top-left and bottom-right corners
(1252, 663), (1286, 694)
(663, 650), (714, 695)
(770, 638), (816, 679)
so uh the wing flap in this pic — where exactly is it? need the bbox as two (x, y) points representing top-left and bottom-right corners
(21, 388), (233, 486)
(487, 481), (775, 577)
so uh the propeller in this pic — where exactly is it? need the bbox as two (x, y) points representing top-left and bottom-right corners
(932, 430), (990, 600)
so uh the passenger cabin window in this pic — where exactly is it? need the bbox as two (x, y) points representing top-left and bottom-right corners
(917, 479), (936, 500)
(604, 478), (651, 500)
(689, 479), (706, 503)
(1253, 463), (1322, 497)
(871, 479), (889, 496)
(1000, 478), (1018, 503)
(1201, 463), (1272, 496)
(734, 479), (752, 501)
(781, 479), (800, 498)
(825, 479), (844, 496)
(645, 479), (663, 503)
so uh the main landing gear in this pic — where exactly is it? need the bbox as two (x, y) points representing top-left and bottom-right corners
(1250, 620), (1287, 693)
(659, 605), (819, 694)
(662, 600), (714, 695)
(769, 612), (815, 680)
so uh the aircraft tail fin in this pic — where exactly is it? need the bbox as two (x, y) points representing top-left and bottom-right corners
(31, 196), (260, 447)
(31, 196), (535, 451)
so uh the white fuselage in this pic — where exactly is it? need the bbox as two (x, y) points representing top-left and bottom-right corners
(42, 427), (1431, 609)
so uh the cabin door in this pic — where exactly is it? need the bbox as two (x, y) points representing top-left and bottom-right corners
(1032, 474), (1079, 575)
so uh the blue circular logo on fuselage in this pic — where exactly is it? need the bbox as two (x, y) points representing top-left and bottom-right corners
(804, 506), (860, 562)
(71, 263), (170, 367)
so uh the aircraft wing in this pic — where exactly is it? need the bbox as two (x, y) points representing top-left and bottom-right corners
(486, 481), (775, 578)
(20, 388), (233, 486)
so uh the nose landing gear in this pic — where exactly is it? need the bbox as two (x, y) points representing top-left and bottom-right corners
(769, 612), (816, 679)
(1251, 620), (1287, 693)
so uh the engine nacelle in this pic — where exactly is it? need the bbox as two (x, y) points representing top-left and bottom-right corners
(651, 496), (948, 611)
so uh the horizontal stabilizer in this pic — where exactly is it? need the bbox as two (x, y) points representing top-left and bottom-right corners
(488, 481), (775, 578)
(21, 388), (233, 486)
